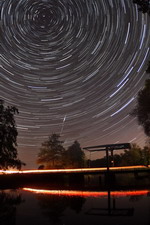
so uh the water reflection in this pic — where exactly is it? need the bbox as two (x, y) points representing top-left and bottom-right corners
(23, 187), (150, 198)
(37, 193), (86, 224)
(23, 188), (150, 224)
(0, 188), (149, 225)
(0, 190), (23, 225)
(85, 190), (134, 216)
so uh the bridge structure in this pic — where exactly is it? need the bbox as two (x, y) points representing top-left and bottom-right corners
(1, 165), (150, 175)
(0, 165), (149, 190)
(0, 143), (149, 189)
(83, 143), (131, 172)
(0, 143), (149, 177)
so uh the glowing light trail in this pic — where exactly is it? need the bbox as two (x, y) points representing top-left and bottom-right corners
(23, 188), (150, 198)
(0, 165), (149, 175)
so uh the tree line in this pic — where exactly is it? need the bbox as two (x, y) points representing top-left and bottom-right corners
(37, 133), (85, 169)
(0, 100), (25, 170)
(37, 135), (150, 169)
(89, 143), (150, 168)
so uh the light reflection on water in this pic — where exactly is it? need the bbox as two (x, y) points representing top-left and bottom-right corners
(0, 188), (149, 225)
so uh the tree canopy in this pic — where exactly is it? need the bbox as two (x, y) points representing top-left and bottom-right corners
(37, 133), (65, 168)
(132, 79), (150, 137)
(37, 134), (86, 169)
(133, 0), (150, 15)
(131, 0), (150, 136)
(89, 143), (150, 167)
(119, 143), (143, 166)
(0, 100), (25, 169)
(64, 141), (85, 168)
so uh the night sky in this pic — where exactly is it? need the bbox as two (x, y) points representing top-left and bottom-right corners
(0, 0), (150, 169)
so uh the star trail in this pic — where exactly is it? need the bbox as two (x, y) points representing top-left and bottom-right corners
(0, 0), (150, 168)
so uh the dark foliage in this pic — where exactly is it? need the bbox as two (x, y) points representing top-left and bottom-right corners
(146, 61), (150, 73)
(37, 133), (65, 168)
(0, 100), (25, 169)
(89, 154), (122, 168)
(65, 141), (85, 168)
(0, 191), (23, 225)
(37, 136), (86, 169)
(89, 143), (150, 167)
(132, 80), (150, 136)
(38, 194), (86, 224)
(133, 0), (150, 15)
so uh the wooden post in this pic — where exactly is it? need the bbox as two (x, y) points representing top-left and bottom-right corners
(106, 148), (109, 173)
(111, 150), (114, 167)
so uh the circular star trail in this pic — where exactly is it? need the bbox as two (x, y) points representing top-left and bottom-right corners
(0, 0), (150, 168)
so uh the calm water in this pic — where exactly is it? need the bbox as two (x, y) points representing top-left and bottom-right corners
(0, 188), (150, 225)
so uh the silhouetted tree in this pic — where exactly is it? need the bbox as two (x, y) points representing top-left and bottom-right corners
(38, 195), (67, 224)
(37, 133), (65, 168)
(132, 80), (150, 136)
(89, 154), (122, 168)
(65, 141), (85, 168)
(37, 194), (86, 224)
(131, 9), (150, 134)
(120, 143), (143, 166)
(115, 143), (150, 166)
(133, 0), (150, 15)
(0, 100), (25, 170)
(142, 145), (150, 165)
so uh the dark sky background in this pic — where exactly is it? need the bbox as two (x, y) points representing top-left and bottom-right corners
(0, 0), (150, 169)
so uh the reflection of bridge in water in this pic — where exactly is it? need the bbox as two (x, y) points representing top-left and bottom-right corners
(85, 189), (135, 217)
(23, 188), (150, 217)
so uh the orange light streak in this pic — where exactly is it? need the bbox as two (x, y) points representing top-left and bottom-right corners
(23, 188), (150, 198)
(0, 165), (149, 175)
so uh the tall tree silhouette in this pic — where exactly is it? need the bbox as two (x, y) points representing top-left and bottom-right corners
(37, 133), (65, 168)
(132, 80), (150, 137)
(65, 141), (85, 168)
(0, 100), (25, 169)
